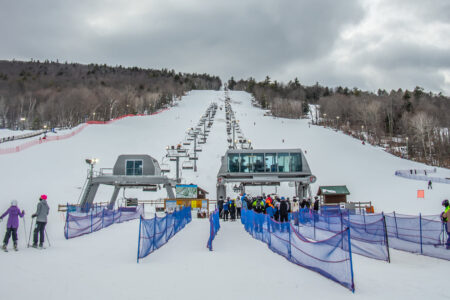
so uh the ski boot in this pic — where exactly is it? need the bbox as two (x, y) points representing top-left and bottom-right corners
(13, 243), (18, 251)
(31, 243), (38, 249)
(2, 244), (7, 252)
(38, 244), (45, 250)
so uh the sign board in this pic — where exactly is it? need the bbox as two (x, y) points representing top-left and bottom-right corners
(417, 190), (425, 198)
(166, 200), (177, 211)
(176, 184), (198, 199)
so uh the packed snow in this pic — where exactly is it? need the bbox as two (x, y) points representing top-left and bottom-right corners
(0, 90), (448, 300)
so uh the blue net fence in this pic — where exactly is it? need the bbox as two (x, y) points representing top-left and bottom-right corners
(384, 212), (449, 260)
(137, 206), (192, 262)
(65, 205), (143, 239)
(207, 209), (220, 251)
(241, 209), (355, 292)
(292, 210), (390, 262)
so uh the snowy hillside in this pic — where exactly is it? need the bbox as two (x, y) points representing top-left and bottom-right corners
(0, 90), (449, 300)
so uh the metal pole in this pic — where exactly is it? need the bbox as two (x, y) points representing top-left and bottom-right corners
(176, 156), (180, 182)
(194, 133), (197, 172)
(382, 212), (391, 263)
(232, 122), (236, 149)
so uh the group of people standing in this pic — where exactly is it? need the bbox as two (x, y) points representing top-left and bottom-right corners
(217, 197), (242, 221)
(0, 194), (50, 251)
(217, 193), (320, 223)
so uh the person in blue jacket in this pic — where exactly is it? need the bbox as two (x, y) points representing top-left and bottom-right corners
(223, 200), (229, 221)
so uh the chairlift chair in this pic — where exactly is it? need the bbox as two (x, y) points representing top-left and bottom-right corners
(195, 147), (202, 152)
(189, 155), (199, 161)
(183, 140), (191, 146)
(182, 161), (194, 170)
(160, 163), (170, 174)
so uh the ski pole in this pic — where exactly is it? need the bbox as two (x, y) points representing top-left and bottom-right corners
(45, 228), (51, 247)
(27, 217), (34, 248)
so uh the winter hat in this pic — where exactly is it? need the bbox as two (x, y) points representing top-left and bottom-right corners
(281, 197), (285, 200)
(11, 199), (18, 206)
(40, 194), (48, 200)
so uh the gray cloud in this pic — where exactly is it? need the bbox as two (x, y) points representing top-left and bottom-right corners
(0, 0), (449, 94)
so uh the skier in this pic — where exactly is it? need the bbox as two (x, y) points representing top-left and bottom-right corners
(31, 194), (50, 249)
(280, 197), (289, 223)
(313, 196), (320, 212)
(428, 180), (432, 190)
(229, 199), (236, 221)
(235, 197), (242, 219)
(223, 200), (229, 221)
(441, 199), (450, 249)
(1, 200), (25, 251)
(218, 196), (224, 218)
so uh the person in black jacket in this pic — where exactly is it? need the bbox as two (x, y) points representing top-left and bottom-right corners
(218, 196), (224, 218)
(229, 199), (236, 221)
(280, 197), (289, 223)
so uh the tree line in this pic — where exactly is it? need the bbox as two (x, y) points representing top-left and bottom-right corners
(227, 77), (450, 168)
(0, 60), (221, 130)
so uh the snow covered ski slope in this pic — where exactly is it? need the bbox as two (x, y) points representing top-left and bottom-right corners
(0, 90), (449, 300)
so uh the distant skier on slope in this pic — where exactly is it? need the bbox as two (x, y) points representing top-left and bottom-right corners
(31, 194), (49, 249)
(1, 200), (25, 252)
(441, 199), (450, 249)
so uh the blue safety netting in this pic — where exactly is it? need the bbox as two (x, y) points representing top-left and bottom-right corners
(384, 212), (450, 260)
(65, 205), (143, 239)
(292, 210), (390, 262)
(207, 209), (220, 251)
(137, 206), (192, 262)
(241, 209), (355, 292)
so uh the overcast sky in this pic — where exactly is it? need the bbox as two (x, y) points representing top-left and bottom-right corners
(1, 0), (449, 94)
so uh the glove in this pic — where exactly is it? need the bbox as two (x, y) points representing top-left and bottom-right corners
(32, 214), (37, 218)
(22, 210), (25, 215)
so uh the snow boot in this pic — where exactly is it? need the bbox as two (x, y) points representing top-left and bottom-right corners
(2, 244), (7, 252)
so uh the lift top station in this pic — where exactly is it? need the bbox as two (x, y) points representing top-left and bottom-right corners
(216, 149), (316, 199)
(79, 154), (177, 211)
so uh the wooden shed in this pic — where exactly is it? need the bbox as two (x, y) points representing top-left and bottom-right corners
(317, 185), (350, 205)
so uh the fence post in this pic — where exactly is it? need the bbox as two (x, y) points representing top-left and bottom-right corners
(90, 209), (93, 233)
(165, 213), (168, 242)
(340, 212), (345, 249)
(313, 211), (316, 240)
(153, 215), (157, 251)
(382, 212), (391, 263)
(363, 209), (367, 233)
(419, 213), (423, 254)
(347, 228), (355, 293)
(137, 216), (142, 263)
(65, 203), (69, 239)
(102, 209), (104, 229)
(393, 211), (399, 238)
(288, 222), (292, 260)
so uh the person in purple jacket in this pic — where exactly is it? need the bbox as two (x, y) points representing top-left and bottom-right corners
(1, 200), (25, 251)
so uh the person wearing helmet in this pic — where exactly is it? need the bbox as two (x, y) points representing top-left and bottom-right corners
(31, 194), (50, 249)
(441, 199), (450, 249)
(1, 200), (25, 251)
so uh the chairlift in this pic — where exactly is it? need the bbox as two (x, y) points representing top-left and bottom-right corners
(198, 139), (206, 144)
(143, 185), (158, 192)
(160, 163), (170, 174)
(177, 148), (187, 153)
(183, 140), (191, 146)
(195, 147), (202, 152)
(170, 157), (177, 161)
(189, 155), (199, 161)
(182, 161), (194, 170)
